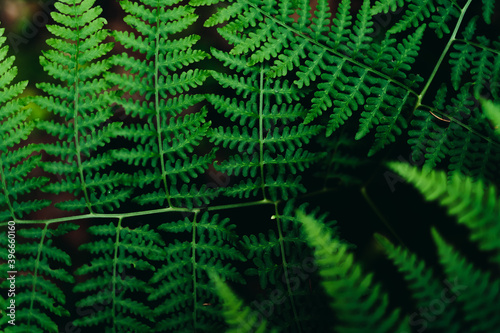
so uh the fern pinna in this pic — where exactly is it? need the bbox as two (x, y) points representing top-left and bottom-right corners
(35, 0), (127, 213)
(149, 212), (244, 332)
(196, 0), (425, 156)
(404, 1), (500, 183)
(0, 23), (68, 333)
(239, 202), (334, 332)
(104, 0), (243, 331)
(0, 26), (48, 224)
(379, 159), (500, 333)
(107, 0), (214, 209)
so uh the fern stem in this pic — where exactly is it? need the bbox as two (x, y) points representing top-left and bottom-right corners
(455, 39), (500, 56)
(191, 211), (199, 332)
(0, 200), (275, 227)
(275, 202), (303, 333)
(207, 199), (274, 211)
(73, 23), (93, 214)
(154, 3), (173, 208)
(360, 186), (405, 246)
(415, 0), (473, 107)
(259, 65), (267, 200)
(3, 207), (199, 225)
(422, 105), (500, 148)
(0, 164), (17, 220)
(111, 217), (122, 333)
(27, 223), (48, 327)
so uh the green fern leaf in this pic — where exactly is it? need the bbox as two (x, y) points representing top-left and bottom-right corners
(480, 98), (500, 136)
(36, 0), (127, 214)
(482, 0), (495, 24)
(0, 27), (49, 222)
(432, 228), (500, 332)
(74, 221), (164, 331)
(210, 272), (278, 333)
(150, 212), (244, 332)
(297, 209), (409, 333)
(1, 223), (78, 331)
(449, 17), (477, 90)
(209, 51), (321, 201)
(375, 234), (461, 333)
(389, 0), (436, 34)
(107, 0), (212, 210)
(429, 0), (460, 38)
(389, 162), (500, 264)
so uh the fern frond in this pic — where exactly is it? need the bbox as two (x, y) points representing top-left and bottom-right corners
(297, 209), (409, 333)
(388, 0), (460, 35)
(482, 0), (495, 24)
(35, 0), (126, 214)
(375, 234), (461, 333)
(430, 0), (460, 38)
(408, 84), (500, 181)
(208, 53), (322, 201)
(480, 98), (500, 136)
(0, 223), (79, 331)
(449, 16), (500, 96)
(210, 272), (279, 333)
(73, 221), (164, 331)
(0, 27), (49, 222)
(149, 212), (244, 332)
(200, 0), (424, 148)
(371, 0), (405, 15)
(389, 162), (500, 264)
(107, 0), (212, 210)
(240, 202), (341, 332)
(432, 228), (500, 332)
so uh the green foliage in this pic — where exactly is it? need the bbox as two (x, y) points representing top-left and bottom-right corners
(107, 0), (214, 209)
(297, 209), (409, 333)
(1, 223), (79, 332)
(198, 0), (425, 154)
(0, 26), (49, 222)
(149, 212), (244, 332)
(73, 221), (164, 331)
(1, 0), (500, 332)
(207, 53), (323, 201)
(35, 0), (127, 214)
(375, 234), (461, 333)
(389, 162), (500, 263)
(210, 272), (278, 333)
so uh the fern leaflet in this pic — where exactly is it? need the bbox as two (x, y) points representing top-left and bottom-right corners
(36, 0), (127, 214)
(107, 0), (214, 210)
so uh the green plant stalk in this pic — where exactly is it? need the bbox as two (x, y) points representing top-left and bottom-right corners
(361, 186), (404, 246)
(27, 223), (48, 328)
(275, 202), (302, 333)
(154, 9), (173, 208)
(111, 217), (123, 333)
(0, 200), (275, 227)
(415, 0), (473, 109)
(0, 163), (16, 220)
(259, 65), (267, 200)
(73, 24), (93, 214)
(192, 211), (199, 332)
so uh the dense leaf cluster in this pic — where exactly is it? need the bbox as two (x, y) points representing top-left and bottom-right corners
(1, 0), (499, 332)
